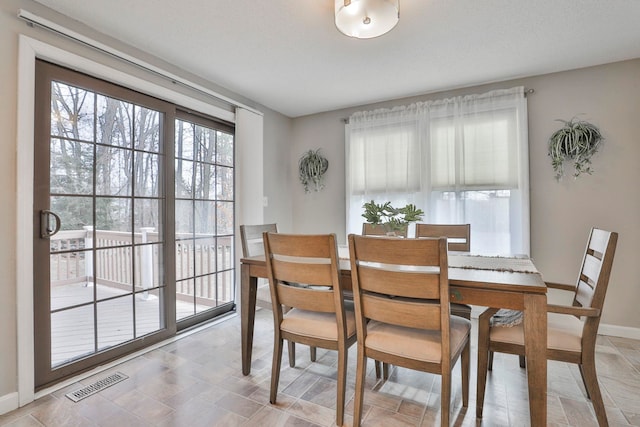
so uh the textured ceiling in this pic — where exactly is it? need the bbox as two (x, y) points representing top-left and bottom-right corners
(33, 0), (640, 117)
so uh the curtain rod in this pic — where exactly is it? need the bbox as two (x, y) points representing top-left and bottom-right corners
(17, 9), (263, 116)
(340, 88), (535, 123)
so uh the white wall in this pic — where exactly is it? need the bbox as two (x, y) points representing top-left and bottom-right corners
(290, 59), (640, 334)
(263, 109), (295, 231)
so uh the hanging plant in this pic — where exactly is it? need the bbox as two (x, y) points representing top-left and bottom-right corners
(298, 149), (329, 193)
(548, 118), (603, 180)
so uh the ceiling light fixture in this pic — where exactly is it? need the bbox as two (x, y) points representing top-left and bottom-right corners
(335, 0), (400, 39)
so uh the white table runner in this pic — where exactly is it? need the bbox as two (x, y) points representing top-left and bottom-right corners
(449, 255), (539, 274)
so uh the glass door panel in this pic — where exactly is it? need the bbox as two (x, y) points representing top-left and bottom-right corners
(174, 117), (235, 324)
(34, 61), (172, 388)
(50, 305), (95, 367)
(45, 79), (168, 368)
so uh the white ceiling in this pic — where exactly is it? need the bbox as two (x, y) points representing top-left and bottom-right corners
(33, 0), (640, 118)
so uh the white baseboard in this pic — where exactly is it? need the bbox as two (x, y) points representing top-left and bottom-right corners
(598, 323), (640, 340)
(0, 392), (19, 416)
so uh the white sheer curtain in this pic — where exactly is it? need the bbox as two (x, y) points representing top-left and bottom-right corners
(346, 106), (423, 237)
(345, 87), (529, 255)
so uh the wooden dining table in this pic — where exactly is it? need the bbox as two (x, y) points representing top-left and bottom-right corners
(240, 250), (548, 426)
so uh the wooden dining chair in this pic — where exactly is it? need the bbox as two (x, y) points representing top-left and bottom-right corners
(240, 223), (278, 262)
(416, 223), (472, 321)
(476, 227), (618, 426)
(362, 223), (408, 238)
(263, 232), (356, 426)
(348, 234), (471, 427)
(415, 223), (471, 252)
(239, 224), (316, 366)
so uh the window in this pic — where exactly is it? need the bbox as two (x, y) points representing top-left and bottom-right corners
(346, 87), (529, 255)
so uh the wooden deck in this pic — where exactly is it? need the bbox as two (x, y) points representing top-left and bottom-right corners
(50, 282), (213, 367)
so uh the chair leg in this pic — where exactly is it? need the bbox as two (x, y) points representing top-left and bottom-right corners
(476, 309), (497, 419)
(335, 343), (347, 426)
(476, 350), (490, 418)
(353, 346), (366, 427)
(519, 355), (526, 368)
(270, 336), (284, 404)
(461, 340), (470, 408)
(310, 346), (317, 362)
(288, 341), (295, 367)
(373, 361), (390, 380)
(441, 366), (451, 427)
(580, 358), (609, 427)
(578, 364), (591, 399)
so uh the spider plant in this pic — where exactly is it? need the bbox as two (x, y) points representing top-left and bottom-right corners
(298, 149), (329, 193)
(548, 118), (603, 180)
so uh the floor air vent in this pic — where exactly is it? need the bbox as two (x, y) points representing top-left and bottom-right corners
(65, 372), (128, 402)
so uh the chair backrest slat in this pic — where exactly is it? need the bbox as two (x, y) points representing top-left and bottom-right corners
(588, 228), (610, 254)
(351, 236), (441, 266)
(581, 254), (602, 285)
(357, 265), (441, 299)
(362, 293), (442, 329)
(415, 223), (471, 252)
(271, 258), (334, 287)
(276, 283), (335, 313)
(266, 233), (334, 258)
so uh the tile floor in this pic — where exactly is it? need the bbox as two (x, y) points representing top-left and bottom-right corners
(2, 308), (640, 426)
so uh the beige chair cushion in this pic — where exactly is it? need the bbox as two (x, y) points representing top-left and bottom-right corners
(281, 308), (356, 341)
(490, 312), (583, 352)
(364, 317), (471, 363)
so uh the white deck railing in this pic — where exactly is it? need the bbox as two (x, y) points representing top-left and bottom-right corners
(49, 228), (234, 304)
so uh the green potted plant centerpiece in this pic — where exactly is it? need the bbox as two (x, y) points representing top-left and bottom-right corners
(362, 200), (424, 236)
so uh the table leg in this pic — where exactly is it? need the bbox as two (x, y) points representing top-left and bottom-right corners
(241, 263), (258, 375)
(523, 293), (547, 426)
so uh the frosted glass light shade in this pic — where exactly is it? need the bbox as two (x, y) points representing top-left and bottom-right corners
(335, 0), (399, 39)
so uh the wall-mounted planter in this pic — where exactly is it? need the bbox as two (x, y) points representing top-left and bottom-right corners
(298, 149), (329, 193)
(548, 118), (603, 180)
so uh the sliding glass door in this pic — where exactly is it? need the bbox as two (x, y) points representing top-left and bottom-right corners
(33, 60), (235, 389)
